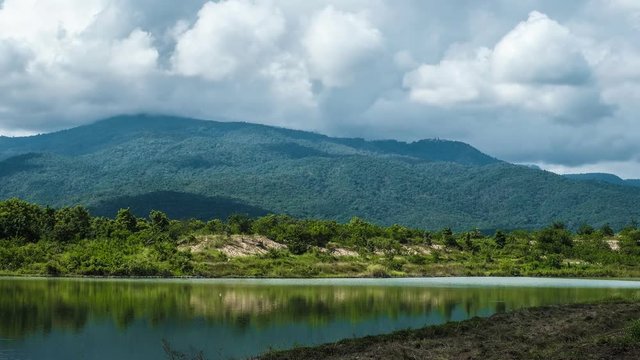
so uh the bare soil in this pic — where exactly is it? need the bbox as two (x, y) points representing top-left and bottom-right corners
(180, 235), (286, 257)
(255, 301), (640, 360)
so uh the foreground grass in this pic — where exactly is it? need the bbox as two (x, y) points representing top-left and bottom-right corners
(254, 300), (640, 360)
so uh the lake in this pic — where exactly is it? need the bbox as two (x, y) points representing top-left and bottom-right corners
(1, 277), (640, 359)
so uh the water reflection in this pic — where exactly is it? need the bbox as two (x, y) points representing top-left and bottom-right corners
(0, 277), (638, 359)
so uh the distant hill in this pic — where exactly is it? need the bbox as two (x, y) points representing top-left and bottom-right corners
(564, 173), (640, 188)
(1, 114), (640, 230)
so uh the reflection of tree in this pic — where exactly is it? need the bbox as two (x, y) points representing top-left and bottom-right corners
(0, 279), (637, 339)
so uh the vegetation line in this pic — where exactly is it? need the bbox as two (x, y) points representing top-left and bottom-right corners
(2, 198), (640, 278)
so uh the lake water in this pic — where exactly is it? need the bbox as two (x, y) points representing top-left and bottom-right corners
(1, 277), (640, 360)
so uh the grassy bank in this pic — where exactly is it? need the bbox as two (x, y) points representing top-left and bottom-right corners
(254, 300), (640, 360)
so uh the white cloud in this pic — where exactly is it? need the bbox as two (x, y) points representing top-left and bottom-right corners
(0, 0), (110, 64)
(171, 0), (286, 81)
(260, 54), (315, 108)
(403, 11), (613, 123)
(109, 29), (158, 76)
(403, 47), (491, 106)
(492, 11), (591, 85)
(303, 5), (383, 87)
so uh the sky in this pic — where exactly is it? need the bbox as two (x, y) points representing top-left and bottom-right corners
(0, 1), (640, 177)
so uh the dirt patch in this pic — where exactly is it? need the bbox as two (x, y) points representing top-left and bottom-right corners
(318, 246), (360, 257)
(608, 239), (620, 251)
(255, 301), (640, 360)
(181, 235), (287, 257)
(403, 245), (432, 255)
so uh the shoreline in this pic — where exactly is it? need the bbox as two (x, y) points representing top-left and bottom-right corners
(3, 274), (640, 286)
(254, 300), (640, 359)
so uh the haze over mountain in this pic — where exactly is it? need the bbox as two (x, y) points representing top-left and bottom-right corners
(1, 114), (640, 230)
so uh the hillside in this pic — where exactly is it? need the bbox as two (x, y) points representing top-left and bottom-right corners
(564, 173), (640, 188)
(1, 114), (640, 230)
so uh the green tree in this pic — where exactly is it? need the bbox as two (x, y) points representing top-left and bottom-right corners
(577, 224), (595, 236)
(387, 224), (412, 244)
(251, 214), (292, 239)
(442, 227), (458, 248)
(52, 206), (91, 242)
(0, 198), (44, 242)
(494, 230), (507, 249)
(282, 223), (309, 255)
(227, 214), (253, 234)
(149, 210), (170, 232)
(206, 219), (228, 234)
(536, 224), (573, 254)
(463, 232), (477, 252)
(600, 223), (614, 237)
(347, 217), (381, 247)
(115, 208), (138, 233)
(305, 220), (336, 247)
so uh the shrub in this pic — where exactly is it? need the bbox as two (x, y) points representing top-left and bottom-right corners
(367, 264), (390, 278)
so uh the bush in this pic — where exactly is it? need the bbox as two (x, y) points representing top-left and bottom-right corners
(367, 264), (390, 278)
(45, 260), (63, 276)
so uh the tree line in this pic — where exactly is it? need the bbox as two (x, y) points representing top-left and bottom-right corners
(2, 198), (640, 277)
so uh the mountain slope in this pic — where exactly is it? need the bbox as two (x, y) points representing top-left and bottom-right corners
(564, 173), (640, 188)
(1, 114), (639, 230)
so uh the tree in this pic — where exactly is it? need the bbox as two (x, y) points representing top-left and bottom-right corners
(494, 230), (507, 249)
(149, 210), (170, 232)
(577, 224), (595, 236)
(206, 219), (228, 234)
(283, 223), (309, 255)
(387, 224), (412, 244)
(620, 229), (640, 256)
(306, 220), (336, 247)
(346, 217), (383, 248)
(0, 198), (44, 242)
(227, 213), (252, 234)
(600, 223), (614, 237)
(463, 232), (478, 253)
(536, 224), (573, 254)
(442, 228), (458, 248)
(115, 208), (138, 233)
(52, 206), (91, 242)
(251, 214), (292, 238)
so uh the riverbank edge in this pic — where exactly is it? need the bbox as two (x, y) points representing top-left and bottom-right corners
(253, 299), (640, 360)
(2, 272), (640, 281)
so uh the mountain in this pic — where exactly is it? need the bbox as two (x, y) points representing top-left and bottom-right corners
(1, 114), (640, 230)
(564, 173), (640, 188)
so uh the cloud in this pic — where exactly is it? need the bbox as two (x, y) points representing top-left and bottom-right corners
(0, 40), (31, 74)
(171, 0), (286, 81)
(403, 47), (491, 106)
(108, 29), (159, 76)
(492, 11), (591, 85)
(303, 5), (383, 87)
(403, 11), (614, 123)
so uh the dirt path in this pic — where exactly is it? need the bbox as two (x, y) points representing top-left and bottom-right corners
(255, 301), (640, 360)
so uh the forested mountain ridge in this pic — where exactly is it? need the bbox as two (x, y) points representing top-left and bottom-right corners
(0, 115), (499, 165)
(564, 173), (640, 188)
(1, 114), (640, 230)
